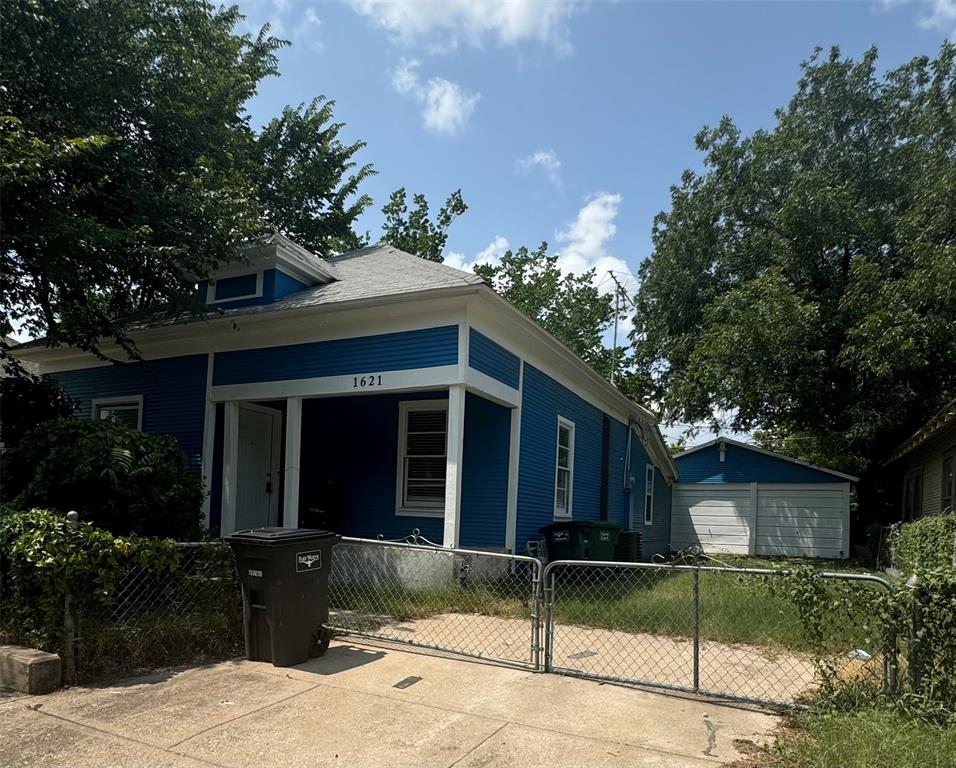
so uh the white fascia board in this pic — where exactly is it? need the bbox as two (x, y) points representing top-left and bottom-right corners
(210, 364), (460, 403)
(16, 289), (476, 372)
(465, 367), (520, 408)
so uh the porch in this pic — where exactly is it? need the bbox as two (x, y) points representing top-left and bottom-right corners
(207, 385), (518, 550)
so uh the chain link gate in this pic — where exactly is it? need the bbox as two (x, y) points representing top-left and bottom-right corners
(328, 537), (543, 669)
(543, 560), (897, 708)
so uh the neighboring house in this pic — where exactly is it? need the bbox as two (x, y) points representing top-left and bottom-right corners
(883, 397), (956, 521)
(12, 236), (678, 555)
(670, 438), (856, 559)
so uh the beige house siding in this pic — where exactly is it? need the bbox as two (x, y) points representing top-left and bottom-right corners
(898, 423), (956, 518)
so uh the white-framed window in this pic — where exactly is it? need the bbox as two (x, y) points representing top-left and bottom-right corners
(554, 417), (575, 519)
(643, 464), (655, 526)
(93, 396), (143, 431)
(206, 271), (264, 304)
(396, 400), (448, 517)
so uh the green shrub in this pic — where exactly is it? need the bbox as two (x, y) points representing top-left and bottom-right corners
(890, 515), (956, 575)
(0, 507), (242, 680)
(0, 367), (75, 449)
(2, 418), (204, 539)
(0, 506), (178, 650)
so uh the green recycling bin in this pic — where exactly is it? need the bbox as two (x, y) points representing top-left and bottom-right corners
(226, 527), (340, 667)
(539, 520), (621, 562)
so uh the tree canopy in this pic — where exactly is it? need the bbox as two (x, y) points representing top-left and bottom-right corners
(380, 188), (467, 262)
(1, 0), (372, 362)
(631, 43), (956, 477)
(475, 244), (624, 374)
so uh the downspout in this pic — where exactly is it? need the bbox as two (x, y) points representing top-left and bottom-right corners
(600, 414), (610, 521)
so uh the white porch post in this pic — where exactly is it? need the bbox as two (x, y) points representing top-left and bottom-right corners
(443, 383), (466, 548)
(283, 396), (303, 528)
(505, 361), (524, 554)
(221, 401), (240, 536)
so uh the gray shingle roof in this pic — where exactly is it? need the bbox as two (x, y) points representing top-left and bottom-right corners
(181, 242), (485, 324)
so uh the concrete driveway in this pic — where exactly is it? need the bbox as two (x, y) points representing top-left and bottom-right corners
(1, 641), (779, 768)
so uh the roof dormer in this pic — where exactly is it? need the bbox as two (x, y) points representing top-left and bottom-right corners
(197, 234), (339, 308)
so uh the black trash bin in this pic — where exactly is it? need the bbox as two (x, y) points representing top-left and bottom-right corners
(539, 520), (621, 562)
(226, 527), (340, 667)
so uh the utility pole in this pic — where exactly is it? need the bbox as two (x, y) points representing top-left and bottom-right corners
(607, 271), (634, 386)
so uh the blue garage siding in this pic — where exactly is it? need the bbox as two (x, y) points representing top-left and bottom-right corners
(459, 393), (511, 549)
(676, 443), (845, 483)
(213, 326), (458, 386)
(298, 391), (447, 542)
(517, 364), (627, 549)
(52, 355), (208, 473)
(468, 329), (520, 389)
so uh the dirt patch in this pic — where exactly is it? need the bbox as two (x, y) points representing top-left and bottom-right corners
(336, 611), (819, 704)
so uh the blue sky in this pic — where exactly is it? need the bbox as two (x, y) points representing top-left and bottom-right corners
(240, 0), (953, 295)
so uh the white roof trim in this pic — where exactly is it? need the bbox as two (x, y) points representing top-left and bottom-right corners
(673, 437), (858, 482)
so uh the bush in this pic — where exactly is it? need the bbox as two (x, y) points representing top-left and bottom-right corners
(890, 515), (956, 574)
(0, 506), (178, 649)
(0, 367), (75, 450)
(2, 418), (204, 539)
(0, 507), (242, 681)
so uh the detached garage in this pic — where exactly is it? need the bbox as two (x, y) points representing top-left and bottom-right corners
(670, 438), (856, 559)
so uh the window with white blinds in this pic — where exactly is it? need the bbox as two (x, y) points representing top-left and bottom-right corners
(397, 401), (448, 514)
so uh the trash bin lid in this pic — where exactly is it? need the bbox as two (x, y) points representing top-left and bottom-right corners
(540, 520), (592, 534)
(225, 527), (338, 545)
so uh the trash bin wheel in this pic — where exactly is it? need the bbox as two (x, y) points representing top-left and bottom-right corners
(308, 626), (332, 658)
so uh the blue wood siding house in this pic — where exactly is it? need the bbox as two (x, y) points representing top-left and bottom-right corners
(15, 236), (677, 554)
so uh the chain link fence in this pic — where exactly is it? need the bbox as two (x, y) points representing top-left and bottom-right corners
(543, 560), (896, 708)
(328, 537), (542, 669)
(70, 542), (243, 680)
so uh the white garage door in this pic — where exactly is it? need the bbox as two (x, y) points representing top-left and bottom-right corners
(754, 484), (848, 558)
(670, 484), (753, 555)
(671, 483), (850, 558)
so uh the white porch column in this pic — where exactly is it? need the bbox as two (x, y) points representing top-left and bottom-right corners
(443, 383), (467, 548)
(505, 361), (524, 554)
(221, 401), (240, 536)
(283, 396), (303, 528)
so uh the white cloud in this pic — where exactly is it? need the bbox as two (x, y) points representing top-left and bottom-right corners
(240, 2), (324, 50)
(445, 235), (510, 272)
(554, 192), (629, 288)
(517, 149), (562, 186)
(389, 59), (479, 136)
(918, 0), (956, 37)
(422, 78), (480, 135)
(351, 0), (580, 52)
(881, 0), (956, 38)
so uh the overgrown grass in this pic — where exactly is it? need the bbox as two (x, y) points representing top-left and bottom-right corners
(755, 709), (956, 768)
(331, 561), (887, 653)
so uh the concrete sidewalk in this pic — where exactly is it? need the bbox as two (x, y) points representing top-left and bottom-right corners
(1, 641), (779, 768)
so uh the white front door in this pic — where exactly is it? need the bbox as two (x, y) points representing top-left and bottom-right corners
(235, 404), (282, 531)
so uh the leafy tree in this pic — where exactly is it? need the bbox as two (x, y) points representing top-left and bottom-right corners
(475, 243), (624, 373)
(0, 0), (372, 364)
(631, 43), (956, 487)
(0, 364), (75, 450)
(254, 97), (375, 255)
(380, 188), (467, 262)
(3, 419), (204, 539)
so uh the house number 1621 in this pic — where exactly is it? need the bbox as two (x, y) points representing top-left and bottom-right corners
(353, 374), (382, 388)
